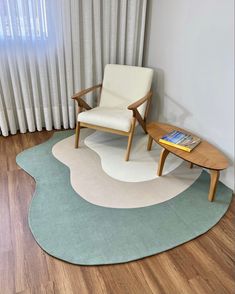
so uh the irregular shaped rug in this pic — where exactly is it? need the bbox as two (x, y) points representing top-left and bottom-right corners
(16, 130), (232, 265)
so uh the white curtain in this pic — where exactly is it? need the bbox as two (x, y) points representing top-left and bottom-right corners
(0, 0), (147, 136)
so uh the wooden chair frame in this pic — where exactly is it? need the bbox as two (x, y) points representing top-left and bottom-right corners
(72, 84), (152, 161)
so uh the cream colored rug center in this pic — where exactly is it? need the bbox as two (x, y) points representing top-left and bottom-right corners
(52, 129), (201, 208)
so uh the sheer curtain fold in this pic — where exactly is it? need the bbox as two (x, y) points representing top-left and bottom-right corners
(0, 0), (147, 136)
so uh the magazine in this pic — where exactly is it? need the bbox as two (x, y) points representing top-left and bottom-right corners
(159, 130), (201, 152)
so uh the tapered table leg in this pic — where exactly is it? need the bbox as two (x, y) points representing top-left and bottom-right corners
(147, 135), (153, 151)
(208, 170), (220, 201)
(157, 148), (170, 176)
(190, 162), (194, 169)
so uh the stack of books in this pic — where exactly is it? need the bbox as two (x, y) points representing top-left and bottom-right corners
(159, 130), (201, 152)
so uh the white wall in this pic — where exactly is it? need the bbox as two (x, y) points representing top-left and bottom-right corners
(144, 0), (234, 190)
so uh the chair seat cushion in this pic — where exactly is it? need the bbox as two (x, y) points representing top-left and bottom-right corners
(77, 107), (134, 132)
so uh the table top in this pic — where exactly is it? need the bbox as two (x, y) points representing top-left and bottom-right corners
(147, 122), (228, 171)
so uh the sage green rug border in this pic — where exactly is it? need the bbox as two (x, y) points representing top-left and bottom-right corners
(16, 131), (233, 265)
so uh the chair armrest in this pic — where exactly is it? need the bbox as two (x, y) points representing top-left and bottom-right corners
(127, 91), (152, 134)
(127, 91), (152, 110)
(72, 84), (102, 110)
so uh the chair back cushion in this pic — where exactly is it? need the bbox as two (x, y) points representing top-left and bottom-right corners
(100, 64), (153, 118)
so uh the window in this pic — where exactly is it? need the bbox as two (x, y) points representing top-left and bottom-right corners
(0, 0), (48, 41)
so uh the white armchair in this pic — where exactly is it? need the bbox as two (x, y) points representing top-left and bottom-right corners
(72, 64), (153, 161)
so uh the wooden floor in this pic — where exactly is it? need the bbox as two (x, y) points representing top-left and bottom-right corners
(0, 130), (234, 294)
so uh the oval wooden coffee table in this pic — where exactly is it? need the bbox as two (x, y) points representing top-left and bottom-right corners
(147, 122), (228, 202)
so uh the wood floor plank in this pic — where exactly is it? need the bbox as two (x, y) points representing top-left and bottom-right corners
(0, 137), (8, 172)
(16, 281), (55, 294)
(188, 275), (220, 294)
(46, 258), (77, 294)
(136, 259), (169, 294)
(97, 263), (150, 294)
(186, 242), (235, 293)
(0, 130), (234, 294)
(0, 172), (12, 253)
(151, 252), (197, 294)
(0, 251), (15, 294)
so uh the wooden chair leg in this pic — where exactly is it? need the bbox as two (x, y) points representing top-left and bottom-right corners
(125, 118), (136, 161)
(75, 122), (80, 148)
(147, 135), (153, 151)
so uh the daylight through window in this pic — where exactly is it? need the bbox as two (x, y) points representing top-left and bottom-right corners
(0, 0), (48, 40)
